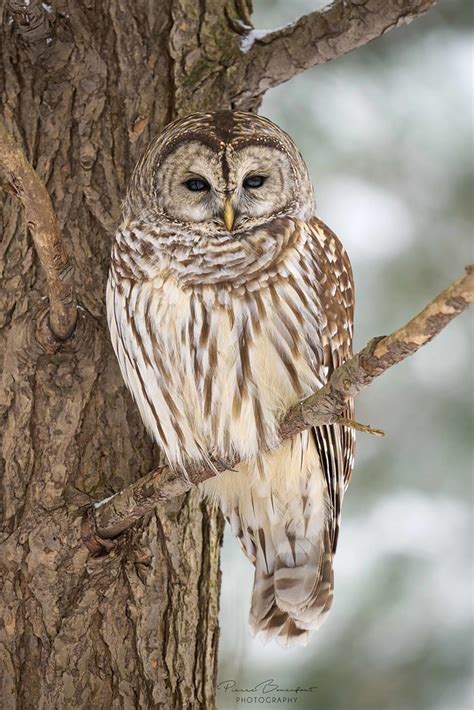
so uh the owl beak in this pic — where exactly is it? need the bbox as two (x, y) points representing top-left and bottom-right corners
(223, 196), (235, 231)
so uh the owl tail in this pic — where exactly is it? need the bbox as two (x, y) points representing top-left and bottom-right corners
(249, 521), (334, 648)
(205, 440), (336, 647)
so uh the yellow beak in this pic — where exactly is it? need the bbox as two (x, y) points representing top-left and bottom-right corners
(223, 196), (234, 231)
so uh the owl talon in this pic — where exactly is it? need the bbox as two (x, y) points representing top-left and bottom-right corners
(215, 457), (239, 473)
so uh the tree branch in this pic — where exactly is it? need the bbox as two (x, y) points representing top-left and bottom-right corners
(239, 0), (436, 98)
(0, 115), (77, 343)
(84, 266), (473, 553)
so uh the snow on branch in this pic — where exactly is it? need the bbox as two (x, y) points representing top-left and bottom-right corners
(0, 115), (77, 344)
(238, 0), (436, 99)
(83, 266), (473, 554)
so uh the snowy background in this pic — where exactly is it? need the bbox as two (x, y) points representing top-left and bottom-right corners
(217, 2), (473, 709)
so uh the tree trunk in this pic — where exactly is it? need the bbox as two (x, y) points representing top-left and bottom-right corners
(0, 1), (440, 707)
(0, 2), (255, 707)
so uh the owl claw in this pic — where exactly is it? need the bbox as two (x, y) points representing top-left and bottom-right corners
(215, 457), (238, 473)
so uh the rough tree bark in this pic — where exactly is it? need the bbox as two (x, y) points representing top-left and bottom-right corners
(0, 1), (439, 708)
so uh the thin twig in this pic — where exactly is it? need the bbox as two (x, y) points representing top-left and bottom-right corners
(85, 266), (473, 552)
(0, 115), (77, 343)
(238, 0), (436, 100)
(336, 418), (385, 437)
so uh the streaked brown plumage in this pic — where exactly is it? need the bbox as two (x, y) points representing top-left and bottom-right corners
(107, 110), (355, 647)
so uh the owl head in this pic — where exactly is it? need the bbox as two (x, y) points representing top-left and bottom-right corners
(125, 111), (314, 236)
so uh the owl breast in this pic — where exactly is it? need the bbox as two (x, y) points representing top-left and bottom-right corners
(107, 218), (327, 473)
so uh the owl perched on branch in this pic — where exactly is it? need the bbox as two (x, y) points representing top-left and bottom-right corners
(107, 111), (355, 647)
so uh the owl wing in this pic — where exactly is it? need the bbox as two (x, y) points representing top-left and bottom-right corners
(247, 217), (356, 646)
(308, 216), (356, 554)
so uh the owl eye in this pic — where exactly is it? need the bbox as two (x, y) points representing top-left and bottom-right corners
(243, 175), (266, 189)
(185, 177), (210, 192)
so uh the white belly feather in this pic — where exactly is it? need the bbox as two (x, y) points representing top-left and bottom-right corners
(108, 272), (324, 461)
(108, 268), (327, 565)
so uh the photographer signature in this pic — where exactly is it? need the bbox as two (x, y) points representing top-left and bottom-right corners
(217, 679), (317, 694)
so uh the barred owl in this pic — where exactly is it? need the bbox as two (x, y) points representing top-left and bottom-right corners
(106, 111), (355, 647)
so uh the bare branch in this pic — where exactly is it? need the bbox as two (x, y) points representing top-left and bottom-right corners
(84, 266), (473, 553)
(0, 116), (77, 343)
(239, 0), (436, 98)
(8, 0), (54, 45)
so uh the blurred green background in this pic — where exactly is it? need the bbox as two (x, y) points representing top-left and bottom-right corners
(217, 2), (473, 709)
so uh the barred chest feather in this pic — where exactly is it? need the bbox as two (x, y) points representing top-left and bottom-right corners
(107, 218), (328, 477)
